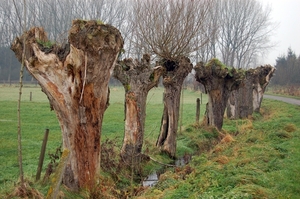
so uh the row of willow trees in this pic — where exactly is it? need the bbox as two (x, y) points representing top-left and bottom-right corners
(9, 0), (276, 194)
(11, 21), (275, 192)
(1, 0), (276, 82)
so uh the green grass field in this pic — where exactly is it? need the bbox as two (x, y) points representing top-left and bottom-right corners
(1, 85), (300, 198)
(0, 85), (207, 196)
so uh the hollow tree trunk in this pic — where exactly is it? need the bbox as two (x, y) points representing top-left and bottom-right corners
(11, 20), (123, 190)
(253, 65), (275, 112)
(113, 54), (164, 164)
(194, 59), (244, 130)
(156, 57), (193, 158)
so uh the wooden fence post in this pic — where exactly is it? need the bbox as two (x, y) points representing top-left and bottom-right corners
(30, 91), (32, 101)
(36, 129), (49, 181)
(200, 93), (202, 104)
(196, 98), (200, 124)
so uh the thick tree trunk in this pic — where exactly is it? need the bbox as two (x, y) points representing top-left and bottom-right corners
(253, 65), (275, 112)
(156, 57), (193, 158)
(11, 20), (123, 190)
(194, 59), (244, 130)
(114, 55), (164, 164)
(227, 70), (254, 119)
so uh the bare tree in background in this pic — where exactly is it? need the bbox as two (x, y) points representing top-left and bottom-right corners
(218, 0), (274, 68)
(131, 0), (212, 157)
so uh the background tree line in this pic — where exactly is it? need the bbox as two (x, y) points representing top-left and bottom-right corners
(272, 48), (300, 86)
(0, 0), (275, 83)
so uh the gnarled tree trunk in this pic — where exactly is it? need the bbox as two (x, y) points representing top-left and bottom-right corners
(253, 65), (275, 112)
(194, 59), (244, 130)
(113, 54), (164, 164)
(156, 57), (193, 158)
(227, 69), (255, 119)
(227, 65), (275, 118)
(11, 20), (123, 190)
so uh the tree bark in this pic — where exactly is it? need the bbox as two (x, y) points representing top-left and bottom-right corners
(252, 65), (275, 112)
(227, 69), (255, 119)
(194, 59), (244, 130)
(156, 57), (193, 158)
(226, 65), (275, 118)
(11, 20), (123, 190)
(113, 54), (164, 164)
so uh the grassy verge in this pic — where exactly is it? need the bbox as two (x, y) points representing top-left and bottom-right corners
(137, 99), (300, 199)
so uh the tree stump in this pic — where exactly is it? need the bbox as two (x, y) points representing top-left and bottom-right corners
(11, 20), (124, 190)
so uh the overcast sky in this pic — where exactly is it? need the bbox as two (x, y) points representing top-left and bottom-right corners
(259, 0), (300, 65)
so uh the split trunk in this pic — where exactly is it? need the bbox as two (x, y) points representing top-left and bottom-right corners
(156, 57), (193, 158)
(113, 54), (164, 164)
(11, 20), (123, 190)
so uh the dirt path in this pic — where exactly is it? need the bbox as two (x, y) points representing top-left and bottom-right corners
(264, 95), (300, 106)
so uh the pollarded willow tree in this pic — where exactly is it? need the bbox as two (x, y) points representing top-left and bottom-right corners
(113, 54), (165, 164)
(252, 65), (275, 112)
(194, 58), (244, 130)
(11, 20), (124, 190)
(131, 0), (212, 157)
(227, 65), (275, 119)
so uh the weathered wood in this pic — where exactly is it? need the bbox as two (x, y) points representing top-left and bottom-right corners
(36, 129), (49, 181)
(114, 54), (164, 164)
(194, 59), (244, 130)
(196, 98), (200, 123)
(156, 56), (193, 158)
(11, 20), (123, 190)
(252, 65), (275, 112)
(227, 65), (275, 119)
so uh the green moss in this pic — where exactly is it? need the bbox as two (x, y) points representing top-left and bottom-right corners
(37, 39), (55, 48)
(96, 20), (104, 25)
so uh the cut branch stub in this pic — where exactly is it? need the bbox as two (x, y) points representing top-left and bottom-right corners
(194, 58), (245, 130)
(11, 20), (124, 190)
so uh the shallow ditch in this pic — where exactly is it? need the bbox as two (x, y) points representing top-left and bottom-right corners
(142, 154), (192, 187)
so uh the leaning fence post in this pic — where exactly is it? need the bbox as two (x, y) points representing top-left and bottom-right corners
(196, 98), (200, 124)
(36, 129), (49, 181)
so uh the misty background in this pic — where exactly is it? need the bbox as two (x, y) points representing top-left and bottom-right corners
(0, 0), (299, 86)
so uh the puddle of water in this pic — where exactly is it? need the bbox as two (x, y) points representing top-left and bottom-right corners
(142, 172), (159, 187)
(142, 155), (192, 187)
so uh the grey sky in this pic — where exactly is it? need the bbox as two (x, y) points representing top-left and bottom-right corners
(259, 0), (300, 65)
